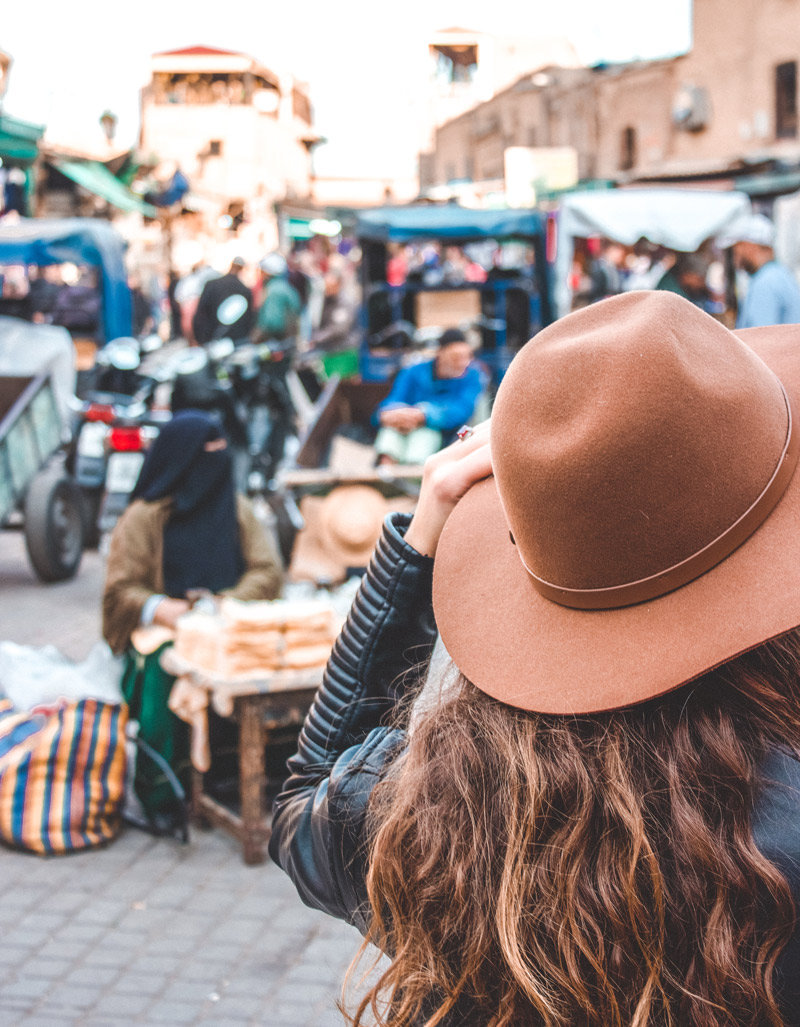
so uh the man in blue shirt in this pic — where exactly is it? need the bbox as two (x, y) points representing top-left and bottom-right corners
(374, 328), (484, 464)
(723, 214), (800, 328)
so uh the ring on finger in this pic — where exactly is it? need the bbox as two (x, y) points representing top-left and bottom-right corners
(456, 425), (475, 442)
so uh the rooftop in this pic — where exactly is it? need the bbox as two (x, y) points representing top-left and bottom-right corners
(153, 45), (244, 58)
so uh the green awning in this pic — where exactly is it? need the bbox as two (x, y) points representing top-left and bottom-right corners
(53, 159), (158, 217)
(735, 168), (800, 198)
(286, 217), (314, 239)
(0, 114), (44, 164)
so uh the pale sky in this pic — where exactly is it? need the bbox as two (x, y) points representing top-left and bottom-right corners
(1, 0), (693, 178)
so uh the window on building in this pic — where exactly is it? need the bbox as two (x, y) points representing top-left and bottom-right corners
(431, 43), (478, 85)
(209, 140), (222, 156)
(776, 61), (798, 139)
(619, 126), (637, 171)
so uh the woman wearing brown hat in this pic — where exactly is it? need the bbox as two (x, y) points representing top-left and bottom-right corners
(270, 291), (800, 1026)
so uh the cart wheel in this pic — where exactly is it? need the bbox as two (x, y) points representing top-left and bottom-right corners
(24, 468), (85, 582)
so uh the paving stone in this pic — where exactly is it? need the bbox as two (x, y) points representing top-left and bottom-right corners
(2, 930), (51, 950)
(160, 979), (221, 1003)
(214, 995), (263, 1017)
(93, 927), (149, 950)
(129, 954), (184, 976)
(92, 990), (153, 1016)
(191, 943), (242, 965)
(17, 911), (68, 933)
(40, 983), (99, 1009)
(146, 998), (209, 1023)
(162, 913), (216, 939)
(53, 922), (106, 945)
(63, 965), (120, 988)
(0, 945), (37, 968)
(23, 940), (85, 964)
(42, 890), (95, 916)
(112, 973), (168, 996)
(0, 886), (47, 910)
(16, 1017), (76, 1027)
(14, 957), (72, 980)
(0, 977), (54, 1000)
(145, 884), (197, 909)
(197, 1019), (254, 1027)
(73, 900), (129, 926)
(206, 918), (264, 946)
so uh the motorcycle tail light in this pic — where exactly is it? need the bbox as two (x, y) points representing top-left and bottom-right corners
(108, 426), (143, 452)
(85, 403), (116, 424)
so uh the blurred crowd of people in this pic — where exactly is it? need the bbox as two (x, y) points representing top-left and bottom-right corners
(385, 239), (537, 289)
(169, 234), (358, 350)
(573, 212), (800, 329)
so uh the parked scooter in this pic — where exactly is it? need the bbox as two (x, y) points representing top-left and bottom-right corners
(170, 295), (305, 495)
(70, 335), (165, 547)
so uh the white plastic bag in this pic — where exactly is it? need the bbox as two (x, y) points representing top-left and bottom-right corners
(0, 641), (124, 711)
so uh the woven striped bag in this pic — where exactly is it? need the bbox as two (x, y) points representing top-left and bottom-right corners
(0, 697), (128, 854)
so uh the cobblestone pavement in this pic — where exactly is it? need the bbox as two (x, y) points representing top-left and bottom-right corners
(0, 533), (372, 1026)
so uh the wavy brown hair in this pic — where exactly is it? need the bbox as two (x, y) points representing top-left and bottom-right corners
(344, 631), (800, 1027)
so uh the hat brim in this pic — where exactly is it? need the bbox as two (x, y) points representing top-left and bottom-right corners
(432, 323), (800, 713)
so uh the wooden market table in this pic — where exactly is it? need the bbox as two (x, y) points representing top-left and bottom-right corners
(161, 648), (322, 865)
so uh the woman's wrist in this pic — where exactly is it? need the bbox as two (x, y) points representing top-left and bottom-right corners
(404, 507), (450, 558)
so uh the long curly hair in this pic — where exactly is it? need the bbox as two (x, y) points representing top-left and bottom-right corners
(344, 630), (800, 1027)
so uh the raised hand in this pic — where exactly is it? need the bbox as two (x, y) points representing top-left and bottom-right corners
(404, 421), (492, 558)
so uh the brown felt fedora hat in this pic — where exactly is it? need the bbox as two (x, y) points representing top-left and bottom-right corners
(433, 290), (800, 713)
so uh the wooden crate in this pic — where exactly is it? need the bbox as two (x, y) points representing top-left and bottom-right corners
(415, 289), (481, 329)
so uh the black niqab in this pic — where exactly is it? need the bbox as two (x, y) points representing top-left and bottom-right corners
(131, 410), (245, 597)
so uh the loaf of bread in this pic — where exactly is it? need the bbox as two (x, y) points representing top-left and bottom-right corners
(174, 598), (339, 677)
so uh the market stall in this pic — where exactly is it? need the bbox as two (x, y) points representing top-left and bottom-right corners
(553, 188), (753, 318)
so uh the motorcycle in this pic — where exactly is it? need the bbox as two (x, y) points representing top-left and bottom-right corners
(70, 335), (166, 547)
(170, 294), (306, 495)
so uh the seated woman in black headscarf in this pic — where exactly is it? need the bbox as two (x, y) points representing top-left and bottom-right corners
(102, 409), (282, 822)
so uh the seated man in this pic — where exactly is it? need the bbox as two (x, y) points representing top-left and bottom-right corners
(373, 328), (484, 465)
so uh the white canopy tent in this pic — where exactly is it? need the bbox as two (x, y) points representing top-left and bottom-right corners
(553, 188), (752, 318)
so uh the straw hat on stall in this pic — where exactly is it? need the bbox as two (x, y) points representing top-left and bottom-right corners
(289, 484), (416, 585)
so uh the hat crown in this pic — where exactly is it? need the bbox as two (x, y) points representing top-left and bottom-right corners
(492, 292), (789, 594)
(321, 486), (387, 552)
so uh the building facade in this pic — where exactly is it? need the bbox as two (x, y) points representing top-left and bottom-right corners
(139, 45), (318, 261)
(423, 0), (800, 202)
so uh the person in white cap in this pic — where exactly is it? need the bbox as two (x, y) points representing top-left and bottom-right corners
(723, 213), (800, 328)
(256, 252), (301, 342)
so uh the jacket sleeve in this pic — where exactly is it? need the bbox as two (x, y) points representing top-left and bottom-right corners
(102, 502), (161, 655)
(221, 496), (283, 601)
(192, 280), (216, 344)
(268, 513), (437, 930)
(373, 365), (418, 424)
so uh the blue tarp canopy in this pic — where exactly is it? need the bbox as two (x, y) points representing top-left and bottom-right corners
(355, 205), (545, 242)
(0, 217), (132, 341)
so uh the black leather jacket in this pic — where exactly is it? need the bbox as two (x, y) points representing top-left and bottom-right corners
(269, 513), (436, 933)
(269, 514), (800, 1023)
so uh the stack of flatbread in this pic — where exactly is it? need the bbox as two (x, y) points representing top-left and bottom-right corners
(174, 598), (339, 678)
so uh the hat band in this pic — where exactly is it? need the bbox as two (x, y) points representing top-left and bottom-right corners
(519, 382), (799, 610)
